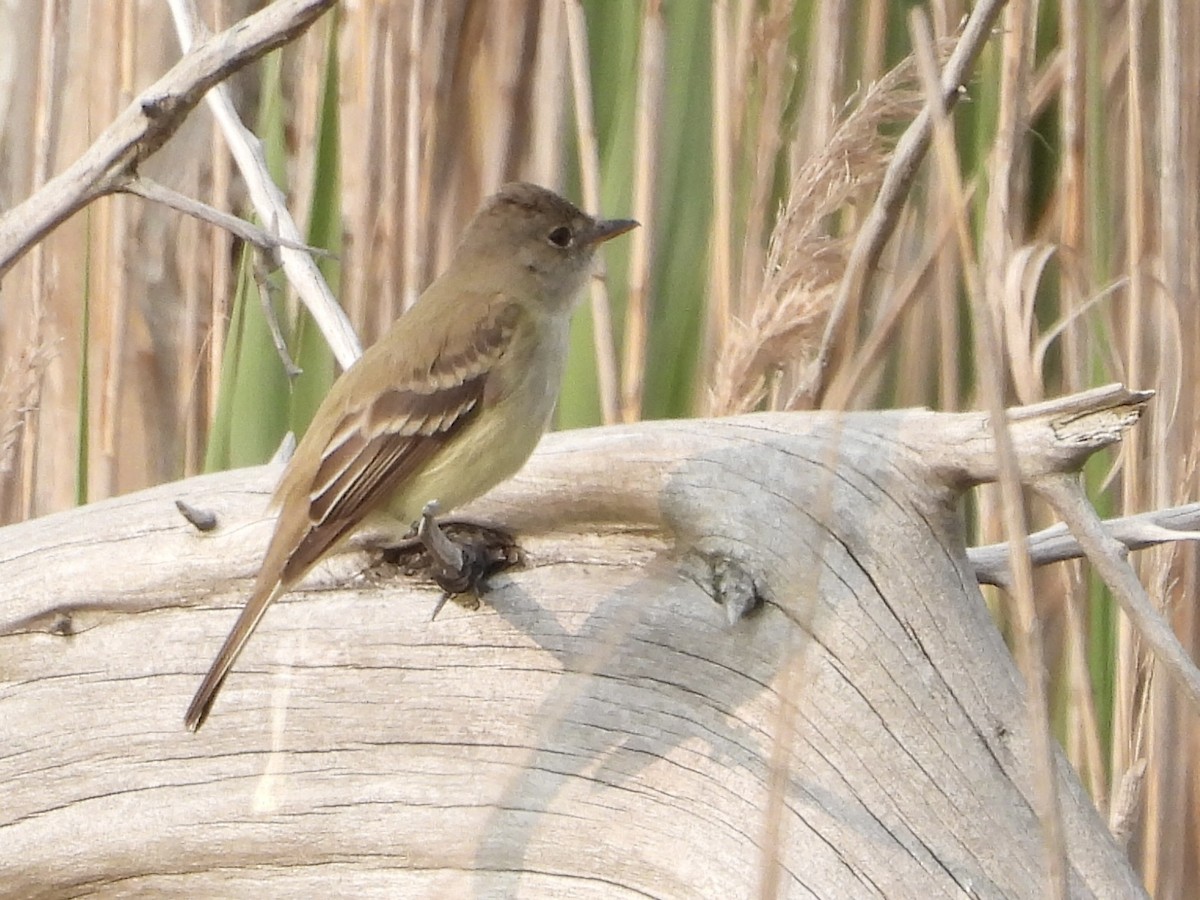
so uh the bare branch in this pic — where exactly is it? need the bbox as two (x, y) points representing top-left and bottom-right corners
(1033, 473), (1200, 721)
(166, 0), (361, 370)
(0, 0), (337, 279)
(970, 502), (1200, 586)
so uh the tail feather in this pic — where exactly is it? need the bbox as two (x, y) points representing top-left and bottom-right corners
(184, 579), (287, 731)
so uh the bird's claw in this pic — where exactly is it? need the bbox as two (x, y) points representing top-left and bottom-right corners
(417, 501), (466, 583)
(416, 503), (518, 619)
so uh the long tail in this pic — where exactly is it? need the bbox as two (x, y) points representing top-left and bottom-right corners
(184, 578), (287, 731)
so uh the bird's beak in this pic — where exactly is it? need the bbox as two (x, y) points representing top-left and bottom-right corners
(586, 218), (639, 246)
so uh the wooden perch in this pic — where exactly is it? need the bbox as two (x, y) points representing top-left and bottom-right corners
(0, 386), (1159, 896)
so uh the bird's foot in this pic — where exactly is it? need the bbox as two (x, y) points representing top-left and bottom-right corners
(381, 501), (522, 618)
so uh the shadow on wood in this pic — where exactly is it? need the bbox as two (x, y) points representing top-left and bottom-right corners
(0, 386), (1150, 897)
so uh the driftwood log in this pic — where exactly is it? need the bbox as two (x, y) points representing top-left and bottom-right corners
(1, 386), (1151, 897)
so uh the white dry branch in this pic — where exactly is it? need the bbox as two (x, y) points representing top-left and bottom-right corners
(970, 502), (1200, 586)
(165, 0), (360, 368)
(0, 385), (1167, 897)
(0, 0), (359, 366)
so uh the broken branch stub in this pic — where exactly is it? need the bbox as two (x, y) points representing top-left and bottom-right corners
(0, 386), (1150, 896)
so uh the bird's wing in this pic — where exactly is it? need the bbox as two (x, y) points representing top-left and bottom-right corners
(183, 299), (522, 731)
(279, 299), (522, 584)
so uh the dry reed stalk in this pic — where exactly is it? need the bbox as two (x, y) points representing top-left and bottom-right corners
(204, 2), (232, 437)
(705, 54), (928, 416)
(705, 0), (753, 393)
(1115, 0), (1152, 884)
(982, 0), (1036, 405)
(735, 0), (796, 318)
(1060, 558), (1109, 808)
(860, 0), (887, 86)
(619, 0), (664, 424)
(0, 326), (55, 504)
(1181, 451), (1200, 891)
(707, 0), (735, 381)
(289, 13), (325, 245)
(94, 2), (136, 501)
(729, 0), (754, 134)
(930, 185), (961, 410)
(16, 0), (73, 521)
(805, 0), (843, 155)
(1058, 0), (1086, 401)
(875, 209), (934, 408)
(178, 169), (206, 478)
(1142, 546), (1187, 895)
(825, 201), (958, 408)
(401, 1), (424, 316)
(912, 12), (1070, 897)
(564, 0), (619, 425)
(381, 3), (404, 339)
(1144, 2), (1199, 889)
(340, 3), (380, 336)
(893, 0), (964, 416)
(526, 1), (567, 185)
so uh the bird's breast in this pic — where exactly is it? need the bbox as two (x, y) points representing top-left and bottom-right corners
(385, 311), (570, 524)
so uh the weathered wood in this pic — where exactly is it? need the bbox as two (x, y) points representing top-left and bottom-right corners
(0, 389), (1150, 897)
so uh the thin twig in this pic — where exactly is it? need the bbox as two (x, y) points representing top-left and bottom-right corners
(251, 246), (303, 380)
(118, 176), (334, 258)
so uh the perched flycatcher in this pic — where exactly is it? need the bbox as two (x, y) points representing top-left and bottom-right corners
(185, 182), (637, 730)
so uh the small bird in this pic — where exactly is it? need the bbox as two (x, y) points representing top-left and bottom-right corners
(185, 183), (637, 730)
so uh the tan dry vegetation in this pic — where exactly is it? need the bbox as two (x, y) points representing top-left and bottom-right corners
(2, 0), (1200, 895)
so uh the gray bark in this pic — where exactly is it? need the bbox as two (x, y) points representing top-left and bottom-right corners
(0, 387), (1150, 898)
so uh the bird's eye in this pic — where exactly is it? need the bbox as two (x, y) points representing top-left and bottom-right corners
(547, 226), (574, 248)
